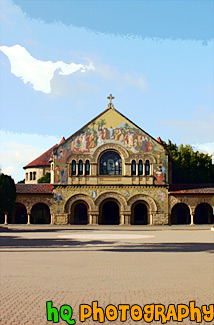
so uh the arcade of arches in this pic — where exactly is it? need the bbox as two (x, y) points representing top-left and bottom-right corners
(1, 200), (52, 225)
(2, 190), (212, 226)
(3, 101), (214, 226)
(170, 202), (214, 225)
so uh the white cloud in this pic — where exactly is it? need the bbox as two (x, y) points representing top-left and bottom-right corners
(192, 142), (214, 163)
(0, 130), (61, 182)
(162, 109), (214, 144)
(95, 62), (147, 91)
(49, 60), (147, 97)
(0, 44), (95, 94)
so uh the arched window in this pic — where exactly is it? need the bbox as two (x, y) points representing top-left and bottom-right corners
(72, 160), (76, 175)
(33, 172), (36, 180)
(85, 160), (90, 175)
(131, 160), (136, 176)
(78, 160), (83, 175)
(138, 160), (143, 175)
(30, 172), (32, 180)
(145, 160), (150, 175)
(100, 151), (122, 175)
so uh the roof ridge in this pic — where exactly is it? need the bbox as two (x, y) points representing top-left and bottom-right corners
(24, 144), (58, 169)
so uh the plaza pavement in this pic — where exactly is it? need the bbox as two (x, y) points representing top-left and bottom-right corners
(0, 225), (213, 324)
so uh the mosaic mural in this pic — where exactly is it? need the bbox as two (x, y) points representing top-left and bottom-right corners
(54, 109), (168, 184)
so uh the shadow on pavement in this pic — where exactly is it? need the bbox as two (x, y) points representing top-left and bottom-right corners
(0, 235), (115, 248)
(0, 225), (212, 233)
(100, 242), (214, 253)
(0, 235), (213, 253)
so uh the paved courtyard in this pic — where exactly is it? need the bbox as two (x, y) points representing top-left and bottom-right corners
(0, 225), (213, 324)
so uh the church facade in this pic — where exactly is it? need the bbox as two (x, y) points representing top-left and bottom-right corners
(51, 98), (169, 226)
(4, 96), (213, 226)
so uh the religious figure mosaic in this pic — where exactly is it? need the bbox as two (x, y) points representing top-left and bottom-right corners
(54, 105), (168, 185)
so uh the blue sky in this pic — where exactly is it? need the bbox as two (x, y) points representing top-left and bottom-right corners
(0, 0), (213, 182)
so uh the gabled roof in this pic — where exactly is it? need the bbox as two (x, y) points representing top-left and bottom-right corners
(24, 137), (65, 169)
(54, 105), (165, 152)
(24, 144), (58, 169)
(16, 184), (53, 194)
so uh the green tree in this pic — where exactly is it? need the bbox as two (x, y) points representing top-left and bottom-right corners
(0, 174), (17, 214)
(163, 140), (214, 183)
(37, 172), (50, 183)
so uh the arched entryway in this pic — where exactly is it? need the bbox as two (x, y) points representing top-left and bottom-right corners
(131, 202), (148, 225)
(171, 203), (190, 224)
(99, 200), (119, 225)
(70, 201), (88, 225)
(30, 203), (51, 224)
(195, 203), (213, 224)
(14, 203), (27, 224)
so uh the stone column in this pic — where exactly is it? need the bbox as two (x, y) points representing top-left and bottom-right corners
(136, 163), (138, 176)
(119, 214), (125, 225)
(92, 215), (98, 225)
(124, 214), (131, 225)
(83, 162), (86, 176)
(149, 213), (153, 225)
(89, 214), (93, 225)
(51, 214), (54, 225)
(190, 207), (195, 225)
(190, 213), (195, 226)
(4, 213), (8, 225)
(143, 163), (145, 176)
(76, 162), (78, 176)
(27, 214), (31, 225)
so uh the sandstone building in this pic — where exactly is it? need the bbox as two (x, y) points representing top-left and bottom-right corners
(2, 96), (214, 225)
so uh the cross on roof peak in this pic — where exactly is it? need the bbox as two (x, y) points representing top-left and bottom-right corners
(107, 94), (115, 109)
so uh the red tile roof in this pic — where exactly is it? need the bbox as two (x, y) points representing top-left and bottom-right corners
(16, 184), (53, 194)
(24, 144), (58, 169)
(59, 137), (65, 144)
(169, 184), (214, 194)
(157, 137), (162, 144)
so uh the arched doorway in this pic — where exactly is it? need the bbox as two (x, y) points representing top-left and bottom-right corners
(70, 202), (88, 225)
(99, 200), (119, 225)
(195, 203), (213, 224)
(131, 202), (148, 225)
(171, 203), (190, 224)
(14, 203), (27, 224)
(31, 203), (51, 224)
